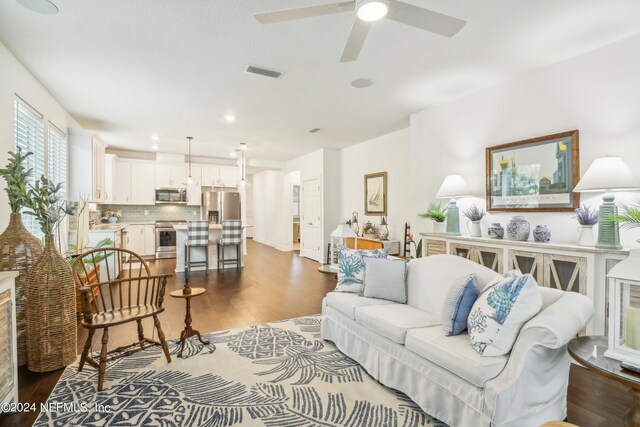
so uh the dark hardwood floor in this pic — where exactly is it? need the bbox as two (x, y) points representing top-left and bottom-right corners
(0, 239), (630, 426)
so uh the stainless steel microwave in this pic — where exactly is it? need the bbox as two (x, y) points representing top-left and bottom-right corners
(155, 188), (187, 204)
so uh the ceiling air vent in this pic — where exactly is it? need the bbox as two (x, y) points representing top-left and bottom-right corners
(308, 128), (321, 134)
(244, 64), (283, 79)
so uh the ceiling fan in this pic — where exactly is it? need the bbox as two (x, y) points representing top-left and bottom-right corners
(255, 0), (466, 62)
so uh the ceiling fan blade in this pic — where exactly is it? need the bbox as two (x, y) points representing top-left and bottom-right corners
(255, 2), (355, 24)
(387, 0), (466, 37)
(340, 19), (371, 62)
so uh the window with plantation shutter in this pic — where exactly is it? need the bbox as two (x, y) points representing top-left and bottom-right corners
(14, 97), (45, 240)
(48, 123), (67, 200)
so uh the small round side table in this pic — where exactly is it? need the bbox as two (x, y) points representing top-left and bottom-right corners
(170, 287), (209, 358)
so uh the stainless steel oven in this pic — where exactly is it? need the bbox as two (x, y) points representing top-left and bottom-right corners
(155, 220), (186, 259)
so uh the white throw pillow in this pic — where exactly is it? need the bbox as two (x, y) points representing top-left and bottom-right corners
(335, 244), (389, 293)
(361, 257), (409, 303)
(468, 272), (542, 356)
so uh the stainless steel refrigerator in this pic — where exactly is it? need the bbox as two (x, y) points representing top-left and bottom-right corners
(201, 189), (241, 224)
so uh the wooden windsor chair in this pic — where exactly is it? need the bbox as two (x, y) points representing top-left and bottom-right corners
(71, 247), (172, 391)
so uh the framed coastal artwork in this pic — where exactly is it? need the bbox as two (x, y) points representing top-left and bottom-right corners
(485, 130), (580, 212)
(364, 172), (387, 215)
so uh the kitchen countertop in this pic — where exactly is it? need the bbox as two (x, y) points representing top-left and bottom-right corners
(90, 221), (155, 232)
(173, 224), (252, 231)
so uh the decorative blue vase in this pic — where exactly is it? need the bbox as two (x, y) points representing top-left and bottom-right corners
(533, 225), (551, 243)
(507, 216), (530, 241)
(487, 223), (504, 239)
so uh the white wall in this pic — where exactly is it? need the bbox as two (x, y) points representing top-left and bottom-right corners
(411, 33), (640, 247)
(252, 170), (284, 248)
(0, 41), (79, 230)
(340, 128), (411, 244)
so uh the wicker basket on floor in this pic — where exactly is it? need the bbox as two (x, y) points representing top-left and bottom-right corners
(0, 213), (43, 366)
(25, 234), (77, 372)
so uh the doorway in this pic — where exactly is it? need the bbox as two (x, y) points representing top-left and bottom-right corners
(292, 184), (301, 251)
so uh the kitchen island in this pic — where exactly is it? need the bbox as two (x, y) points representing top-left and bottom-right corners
(173, 223), (248, 273)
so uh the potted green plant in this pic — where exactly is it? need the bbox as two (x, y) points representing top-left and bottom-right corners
(613, 199), (640, 243)
(0, 148), (43, 367)
(23, 175), (77, 372)
(419, 202), (448, 233)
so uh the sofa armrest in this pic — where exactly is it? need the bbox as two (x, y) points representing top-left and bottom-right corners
(483, 291), (594, 424)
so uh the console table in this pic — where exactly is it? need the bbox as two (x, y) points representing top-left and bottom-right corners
(420, 232), (630, 335)
(0, 271), (18, 412)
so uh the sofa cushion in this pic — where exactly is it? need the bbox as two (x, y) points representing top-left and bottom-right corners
(468, 273), (542, 356)
(325, 292), (394, 320)
(441, 274), (479, 336)
(336, 245), (389, 294)
(405, 327), (508, 387)
(407, 255), (501, 317)
(355, 304), (441, 344)
(362, 257), (409, 303)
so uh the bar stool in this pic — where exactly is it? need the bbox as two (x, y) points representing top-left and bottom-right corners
(217, 219), (242, 270)
(185, 220), (210, 274)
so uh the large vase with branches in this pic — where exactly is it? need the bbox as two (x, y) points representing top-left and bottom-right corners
(24, 176), (76, 372)
(0, 148), (43, 366)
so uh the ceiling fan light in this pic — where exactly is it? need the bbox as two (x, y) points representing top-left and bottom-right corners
(357, 0), (389, 22)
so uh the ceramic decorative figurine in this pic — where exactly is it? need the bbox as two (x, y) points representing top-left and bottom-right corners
(507, 216), (530, 241)
(533, 225), (551, 243)
(487, 223), (504, 239)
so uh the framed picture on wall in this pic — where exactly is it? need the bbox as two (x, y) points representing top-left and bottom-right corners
(485, 130), (580, 212)
(364, 172), (387, 215)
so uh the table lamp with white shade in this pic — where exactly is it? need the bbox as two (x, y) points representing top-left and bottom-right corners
(436, 174), (473, 236)
(330, 221), (358, 271)
(573, 156), (640, 249)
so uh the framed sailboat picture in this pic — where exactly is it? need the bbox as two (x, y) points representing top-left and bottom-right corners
(364, 172), (387, 215)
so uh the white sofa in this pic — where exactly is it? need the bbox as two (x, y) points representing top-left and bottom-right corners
(321, 254), (594, 427)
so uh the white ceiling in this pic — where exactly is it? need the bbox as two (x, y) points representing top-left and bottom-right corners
(1, 0), (640, 162)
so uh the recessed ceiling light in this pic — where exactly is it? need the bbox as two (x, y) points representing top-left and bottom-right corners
(351, 78), (373, 88)
(230, 151), (237, 158)
(224, 114), (236, 122)
(356, 0), (389, 22)
(16, 0), (58, 14)
(151, 144), (159, 151)
(151, 134), (160, 141)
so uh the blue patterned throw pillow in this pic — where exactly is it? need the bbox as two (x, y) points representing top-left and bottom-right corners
(468, 272), (542, 356)
(441, 274), (479, 336)
(336, 244), (388, 293)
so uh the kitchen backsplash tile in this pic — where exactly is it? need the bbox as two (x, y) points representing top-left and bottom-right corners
(100, 204), (200, 222)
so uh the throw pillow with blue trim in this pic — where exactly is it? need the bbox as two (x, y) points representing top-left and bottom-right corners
(441, 274), (479, 336)
(336, 244), (388, 293)
(468, 272), (542, 356)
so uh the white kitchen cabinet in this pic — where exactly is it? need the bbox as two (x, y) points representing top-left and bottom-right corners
(155, 164), (188, 188)
(123, 225), (144, 256)
(201, 165), (238, 188)
(187, 165), (202, 206)
(113, 161), (132, 204)
(131, 163), (155, 205)
(68, 129), (107, 203)
(220, 166), (238, 187)
(123, 224), (155, 257)
(144, 225), (155, 256)
(104, 154), (116, 203)
(200, 166), (219, 187)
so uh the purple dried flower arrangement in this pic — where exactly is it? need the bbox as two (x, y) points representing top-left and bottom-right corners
(574, 204), (599, 226)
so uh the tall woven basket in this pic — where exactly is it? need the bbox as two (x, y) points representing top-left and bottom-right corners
(25, 234), (77, 372)
(0, 212), (43, 366)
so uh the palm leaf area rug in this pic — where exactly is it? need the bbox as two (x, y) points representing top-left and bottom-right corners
(34, 315), (447, 427)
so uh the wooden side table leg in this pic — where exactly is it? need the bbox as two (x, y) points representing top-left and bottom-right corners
(625, 387), (640, 427)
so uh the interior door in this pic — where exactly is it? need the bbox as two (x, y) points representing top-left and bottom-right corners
(302, 177), (322, 262)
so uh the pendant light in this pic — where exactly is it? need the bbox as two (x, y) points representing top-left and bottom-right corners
(186, 137), (193, 186)
(239, 142), (247, 186)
